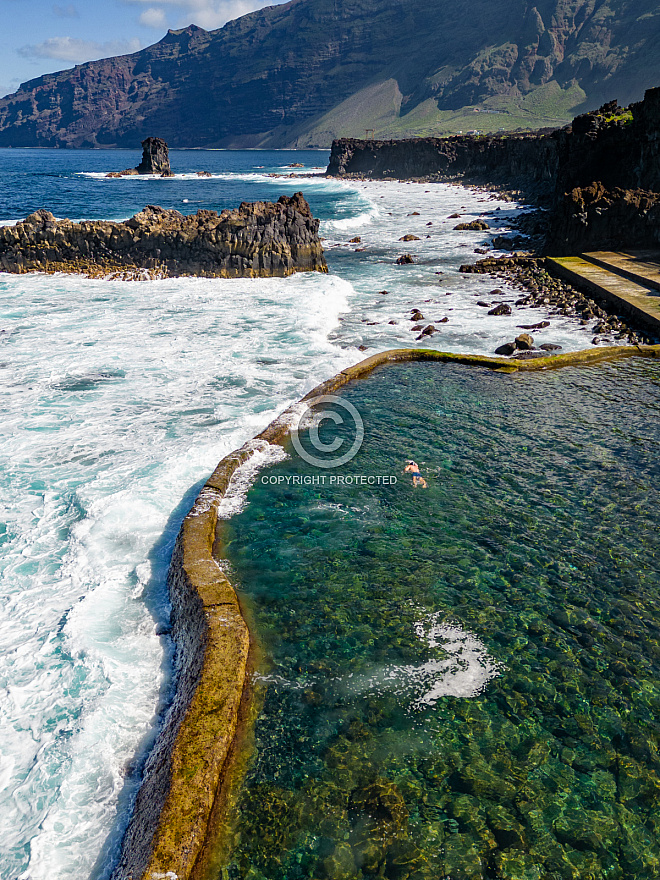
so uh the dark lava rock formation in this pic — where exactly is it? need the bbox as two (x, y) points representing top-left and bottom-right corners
(136, 137), (171, 175)
(328, 87), (660, 254)
(0, 193), (327, 279)
(0, 0), (659, 148)
(106, 137), (174, 178)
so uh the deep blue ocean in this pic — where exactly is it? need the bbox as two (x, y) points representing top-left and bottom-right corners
(0, 148), (616, 879)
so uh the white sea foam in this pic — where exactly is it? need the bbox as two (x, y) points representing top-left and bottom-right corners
(318, 178), (618, 355)
(409, 614), (504, 703)
(215, 442), (289, 520)
(277, 609), (503, 707)
(0, 269), (356, 880)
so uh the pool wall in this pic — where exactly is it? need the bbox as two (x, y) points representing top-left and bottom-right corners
(111, 342), (660, 880)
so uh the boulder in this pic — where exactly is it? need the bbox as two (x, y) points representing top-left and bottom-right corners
(511, 350), (550, 359)
(488, 303), (512, 316)
(495, 342), (516, 355)
(517, 320), (549, 329)
(396, 253), (414, 264)
(399, 234), (420, 241)
(515, 333), (534, 350)
(454, 219), (490, 231)
(539, 343), (562, 351)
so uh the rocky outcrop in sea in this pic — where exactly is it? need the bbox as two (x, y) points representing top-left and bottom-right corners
(106, 137), (174, 178)
(0, 193), (327, 279)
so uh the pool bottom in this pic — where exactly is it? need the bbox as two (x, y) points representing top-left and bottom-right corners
(217, 356), (660, 880)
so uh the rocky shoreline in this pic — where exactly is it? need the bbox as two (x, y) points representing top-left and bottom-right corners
(0, 193), (327, 279)
(326, 87), (660, 257)
(460, 256), (659, 352)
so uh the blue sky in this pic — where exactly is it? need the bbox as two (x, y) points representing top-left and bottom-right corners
(0, 0), (287, 98)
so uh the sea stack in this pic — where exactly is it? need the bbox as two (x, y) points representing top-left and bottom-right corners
(136, 137), (173, 176)
(106, 137), (174, 178)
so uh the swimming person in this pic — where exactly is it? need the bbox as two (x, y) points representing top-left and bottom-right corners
(404, 459), (427, 488)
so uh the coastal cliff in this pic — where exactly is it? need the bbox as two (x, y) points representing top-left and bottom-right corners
(327, 133), (558, 189)
(1, 0), (660, 148)
(0, 193), (327, 279)
(327, 87), (660, 254)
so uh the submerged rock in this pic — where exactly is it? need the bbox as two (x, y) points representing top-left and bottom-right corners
(0, 193), (327, 279)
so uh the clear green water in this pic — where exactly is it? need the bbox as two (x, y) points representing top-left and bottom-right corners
(220, 358), (660, 880)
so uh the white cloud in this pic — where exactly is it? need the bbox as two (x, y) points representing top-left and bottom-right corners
(139, 6), (168, 28)
(125, 0), (280, 31)
(52, 3), (79, 17)
(18, 37), (142, 64)
(1, 78), (20, 99)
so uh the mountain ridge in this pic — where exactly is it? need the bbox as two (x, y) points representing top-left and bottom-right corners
(1, 0), (659, 148)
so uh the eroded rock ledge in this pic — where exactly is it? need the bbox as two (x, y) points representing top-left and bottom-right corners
(0, 192), (327, 279)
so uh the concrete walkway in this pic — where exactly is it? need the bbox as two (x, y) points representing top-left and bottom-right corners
(547, 251), (660, 335)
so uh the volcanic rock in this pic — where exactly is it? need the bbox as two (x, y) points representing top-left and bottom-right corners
(515, 333), (534, 349)
(488, 303), (512, 316)
(136, 137), (173, 175)
(454, 219), (490, 231)
(0, 193), (327, 279)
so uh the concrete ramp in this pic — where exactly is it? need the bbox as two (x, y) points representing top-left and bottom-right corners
(547, 252), (660, 335)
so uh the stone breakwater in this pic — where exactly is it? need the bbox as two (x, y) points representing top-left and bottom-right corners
(111, 344), (660, 880)
(327, 87), (660, 255)
(0, 192), (327, 279)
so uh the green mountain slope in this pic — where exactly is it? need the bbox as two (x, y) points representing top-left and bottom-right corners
(0, 0), (658, 148)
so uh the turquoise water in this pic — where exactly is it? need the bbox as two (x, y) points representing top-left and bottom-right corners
(222, 358), (660, 880)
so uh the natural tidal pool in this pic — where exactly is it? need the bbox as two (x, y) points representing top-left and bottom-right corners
(218, 357), (660, 880)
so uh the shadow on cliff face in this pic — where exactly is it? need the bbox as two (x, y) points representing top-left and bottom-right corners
(88, 476), (208, 880)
